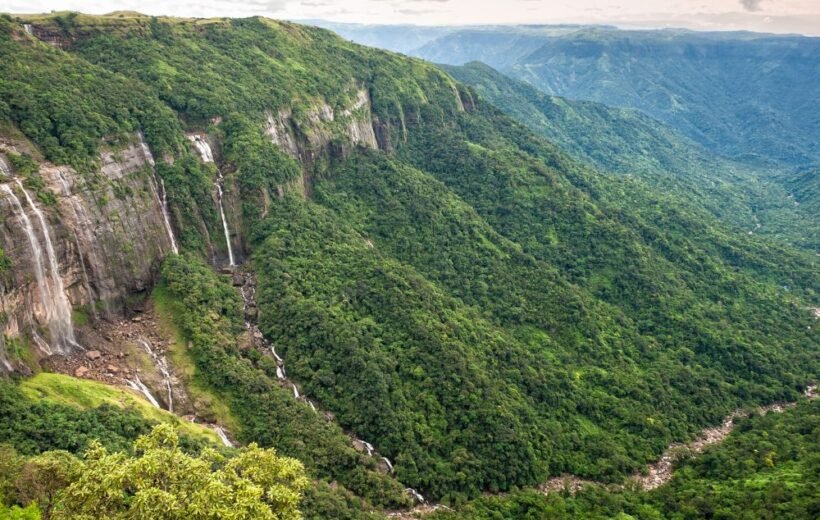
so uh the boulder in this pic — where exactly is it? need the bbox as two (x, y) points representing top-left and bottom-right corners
(86, 350), (102, 361)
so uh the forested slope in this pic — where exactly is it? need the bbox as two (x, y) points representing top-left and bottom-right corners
(443, 61), (818, 250)
(0, 12), (817, 516)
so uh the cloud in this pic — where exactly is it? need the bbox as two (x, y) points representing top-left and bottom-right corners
(740, 0), (763, 11)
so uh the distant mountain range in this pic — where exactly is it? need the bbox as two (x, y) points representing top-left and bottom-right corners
(315, 22), (820, 168)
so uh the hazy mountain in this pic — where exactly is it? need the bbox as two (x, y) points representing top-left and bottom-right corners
(0, 12), (817, 519)
(444, 61), (818, 250)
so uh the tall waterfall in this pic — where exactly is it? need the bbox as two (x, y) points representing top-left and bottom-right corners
(215, 172), (235, 266)
(188, 135), (235, 266)
(140, 133), (178, 255)
(148, 175), (179, 255)
(1, 182), (77, 352)
(158, 179), (179, 254)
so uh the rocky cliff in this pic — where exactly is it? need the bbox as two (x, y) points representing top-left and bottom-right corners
(0, 134), (175, 371)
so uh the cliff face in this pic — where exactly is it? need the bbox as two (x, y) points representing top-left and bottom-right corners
(264, 87), (380, 197)
(0, 135), (175, 371)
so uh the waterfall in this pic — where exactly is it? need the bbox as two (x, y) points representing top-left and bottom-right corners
(276, 366), (286, 380)
(361, 440), (374, 456)
(188, 135), (214, 163)
(406, 488), (425, 503)
(138, 338), (173, 412)
(125, 377), (161, 408)
(148, 174), (178, 255)
(15, 180), (77, 351)
(159, 179), (179, 255)
(1, 182), (76, 353)
(308, 401), (317, 413)
(0, 336), (14, 372)
(292, 384), (300, 399)
(22, 24), (33, 36)
(140, 134), (178, 255)
(31, 331), (52, 356)
(138, 133), (156, 167)
(381, 457), (394, 473)
(215, 426), (234, 447)
(271, 346), (283, 363)
(215, 172), (235, 266)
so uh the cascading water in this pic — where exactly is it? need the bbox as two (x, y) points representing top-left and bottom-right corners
(382, 457), (394, 473)
(361, 440), (375, 456)
(406, 488), (426, 503)
(276, 366), (286, 380)
(292, 384), (300, 399)
(215, 172), (235, 266)
(215, 426), (234, 448)
(140, 134), (178, 255)
(138, 338), (174, 412)
(1, 182), (76, 353)
(157, 178), (179, 254)
(188, 135), (214, 163)
(22, 24), (33, 36)
(186, 135), (235, 266)
(15, 180), (77, 351)
(0, 336), (14, 372)
(125, 377), (161, 408)
(271, 346), (283, 363)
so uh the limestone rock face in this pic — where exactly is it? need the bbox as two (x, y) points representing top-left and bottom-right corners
(0, 136), (175, 371)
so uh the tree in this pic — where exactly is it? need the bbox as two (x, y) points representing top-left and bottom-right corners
(50, 424), (309, 519)
(16, 451), (80, 520)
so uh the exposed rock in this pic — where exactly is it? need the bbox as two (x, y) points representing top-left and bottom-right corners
(85, 350), (102, 360)
(74, 366), (89, 377)
(0, 134), (176, 362)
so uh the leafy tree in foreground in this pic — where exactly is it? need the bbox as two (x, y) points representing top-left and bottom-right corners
(27, 424), (308, 520)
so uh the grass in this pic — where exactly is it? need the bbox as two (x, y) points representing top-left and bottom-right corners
(19, 372), (221, 445)
(151, 283), (238, 432)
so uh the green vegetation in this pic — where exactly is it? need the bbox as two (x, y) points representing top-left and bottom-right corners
(0, 11), (817, 517)
(160, 255), (411, 513)
(1, 424), (308, 520)
(443, 61), (818, 250)
(18, 373), (220, 445)
(0, 373), (218, 455)
(430, 399), (820, 519)
(413, 27), (820, 168)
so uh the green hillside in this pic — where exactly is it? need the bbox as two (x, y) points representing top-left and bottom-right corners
(0, 12), (817, 518)
(412, 28), (820, 168)
(443, 61), (818, 250)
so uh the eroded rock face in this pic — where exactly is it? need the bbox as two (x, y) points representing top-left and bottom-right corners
(265, 88), (379, 163)
(0, 136), (176, 371)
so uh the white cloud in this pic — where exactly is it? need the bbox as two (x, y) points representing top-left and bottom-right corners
(3, 0), (820, 35)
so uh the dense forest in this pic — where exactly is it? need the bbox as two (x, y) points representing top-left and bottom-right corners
(430, 399), (820, 519)
(0, 11), (817, 519)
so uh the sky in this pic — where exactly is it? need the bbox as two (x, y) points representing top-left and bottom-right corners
(4, 0), (820, 36)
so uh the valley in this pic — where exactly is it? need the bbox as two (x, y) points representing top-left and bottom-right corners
(0, 11), (817, 520)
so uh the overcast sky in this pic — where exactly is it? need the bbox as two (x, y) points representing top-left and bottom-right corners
(5, 0), (820, 36)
